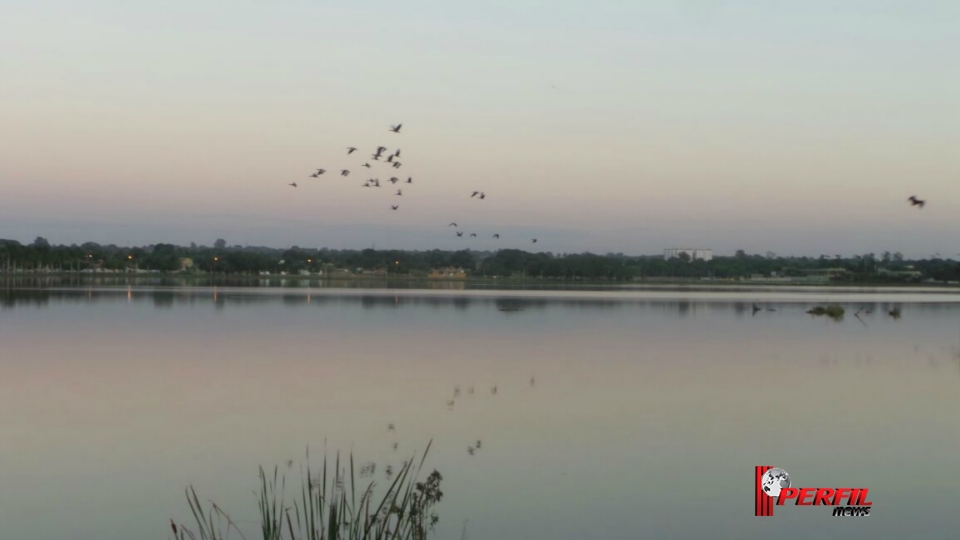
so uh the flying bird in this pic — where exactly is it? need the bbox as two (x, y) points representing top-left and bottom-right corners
(406, 177), (412, 184)
(310, 172), (320, 178)
(373, 179), (381, 187)
(471, 191), (480, 198)
(387, 154), (394, 163)
(387, 423), (395, 431)
(467, 447), (475, 456)
(391, 205), (399, 210)
(363, 163), (371, 168)
(341, 170), (350, 176)
(394, 149), (401, 158)
(396, 190), (402, 196)
(389, 177), (399, 184)
(376, 146), (387, 155)
(313, 169), (325, 175)
(493, 234), (499, 239)
(476, 440), (482, 449)
(449, 223), (458, 227)
(347, 147), (357, 154)
(389, 124), (402, 133)
(532, 239), (538, 243)
(456, 231), (463, 237)
(469, 233), (477, 238)
(289, 182), (298, 188)
(908, 195), (925, 208)
(392, 162), (402, 169)
(479, 192), (486, 200)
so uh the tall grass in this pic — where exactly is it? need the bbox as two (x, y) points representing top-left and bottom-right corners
(171, 440), (442, 540)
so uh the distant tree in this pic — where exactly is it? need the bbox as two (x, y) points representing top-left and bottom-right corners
(735, 250), (747, 259)
(214, 239), (227, 249)
(677, 252), (692, 263)
(893, 252), (904, 262)
(33, 236), (50, 248)
(881, 251), (892, 263)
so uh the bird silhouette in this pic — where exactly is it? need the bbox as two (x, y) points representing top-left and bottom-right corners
(388, 423), (395, 431)
(532, 239), (538, 243)
(467, 447), (475, 455)
(363, 163), (371, 168)
(406, 177), (412, 184)
(493, 234), (499, 239)
(310, 172), (319, 178)
(387, 154), (394, 163)
(908, 195), (925, 208)
(347, 147), (357, 154)
(394, 149), (401, 158)
(396, 190), (402, 196)
(362, 183), (371, 188)
(392, 162), (402, 169)
(371, 154), (381, 160)
(491, 385), (498, 395)
(289, 182), (298, 188)
(449, 223), (458, 227)
(456, 231), (464, 237)
(389, 177), (399, 184)
(373, 178), (381, 187)
(391, 205), (399, 210)
(476, 440), (482, 449)
(341, 170), (350, 176)
(471, 191), (479, 198)
(469, 233), (477, 238)
(392, 442), (399, 451)
(479, 192), (486, 200)
(375, 146), (387, 156)
(313, 168), (325, 176)
(389, 124), (402, 133)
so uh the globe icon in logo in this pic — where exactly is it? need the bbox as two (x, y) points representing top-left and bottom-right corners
(761, 468), (791, 497)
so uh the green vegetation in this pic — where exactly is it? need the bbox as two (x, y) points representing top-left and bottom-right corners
(3, 237), (959, 284)
(171, 443), (442, 540)
(807, 305), (845, 321)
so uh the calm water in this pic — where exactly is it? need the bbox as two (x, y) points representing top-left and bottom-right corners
(1, 285), (959, 539)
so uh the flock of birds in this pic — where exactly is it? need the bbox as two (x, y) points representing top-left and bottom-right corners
(286, 122), (549, 245)
(287, 122), (931, 247)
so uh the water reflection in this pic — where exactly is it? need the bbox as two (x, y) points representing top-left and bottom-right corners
(0, 286), (958, 540)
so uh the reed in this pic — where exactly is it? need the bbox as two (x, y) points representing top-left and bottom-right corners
(171, 440), (442, 540)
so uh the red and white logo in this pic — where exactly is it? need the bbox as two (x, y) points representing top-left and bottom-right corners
(755, 466), (872, 517)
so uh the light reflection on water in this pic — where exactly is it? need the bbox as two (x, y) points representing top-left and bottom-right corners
(0, 287), (958, 540)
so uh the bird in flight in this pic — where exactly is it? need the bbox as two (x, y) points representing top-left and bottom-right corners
(532, 239), (538, 243)
(476, 440), (482, 449)
(311, 169), (325, 177)
(396, 190), (402, 196)
(289, 182), (298, 188)
(391, 205), (399, 210)
(389, 177), (399, 184)
(471, 191), (480, 198)
(449, 223), (458, 227)
(479, 192), (486, 200)
(456, 231), (464, 237)
(469, 233), (477, 238)
(387, 423), (395, 431)
(467, 447), (475, 456)
(392, 162), (402, 169)
(347, 147), (357, 155)
(908, 195), (925, 208)
(493, 234), (499, 239)
(389, 124), (402, 133)
(406, 177), (412, 184)
(373, 178), (381, 187)
(387, 154), (394, 163)
(363, 163), (371, 168)
(341, 170), (350, 176)
(393, 149), (401, 158)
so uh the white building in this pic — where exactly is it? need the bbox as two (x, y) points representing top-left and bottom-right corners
(664, 248), (713, 261)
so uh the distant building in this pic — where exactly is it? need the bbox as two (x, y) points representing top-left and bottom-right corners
(428, 267), (467, 279)
(664, 248), (713, 261)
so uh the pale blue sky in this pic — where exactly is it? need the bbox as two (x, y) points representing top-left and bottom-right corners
(1, 0), (957, 256)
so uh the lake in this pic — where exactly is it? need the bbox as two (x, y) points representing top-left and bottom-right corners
(1, 283), (958, 539)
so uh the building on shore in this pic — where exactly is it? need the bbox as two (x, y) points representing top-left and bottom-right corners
(664, 248), (713, 261)
(428, 267), (467, 279)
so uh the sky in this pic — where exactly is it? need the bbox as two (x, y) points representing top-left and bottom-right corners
(1, 0), (958, 257)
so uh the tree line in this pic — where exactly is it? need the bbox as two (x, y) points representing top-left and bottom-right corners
(1, 237), (958, 283)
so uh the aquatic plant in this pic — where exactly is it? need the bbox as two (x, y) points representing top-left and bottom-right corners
(806, 305), (845, 321)
(170, 441), (442, 540)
